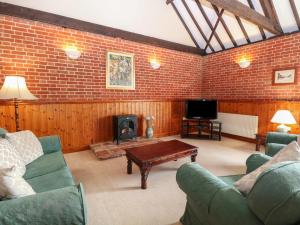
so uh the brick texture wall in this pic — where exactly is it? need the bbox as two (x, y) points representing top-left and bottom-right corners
(202, 32), (300, 100)
(0, 16), (202, 102)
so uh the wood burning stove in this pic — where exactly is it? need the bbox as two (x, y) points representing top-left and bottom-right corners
(113, 115), (137, 144)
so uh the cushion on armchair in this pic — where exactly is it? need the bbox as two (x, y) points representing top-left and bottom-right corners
(247, 161), (300, 225)
(235, 141), (300, 194)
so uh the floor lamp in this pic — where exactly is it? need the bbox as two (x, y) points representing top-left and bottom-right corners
(0, 76), (38, 131)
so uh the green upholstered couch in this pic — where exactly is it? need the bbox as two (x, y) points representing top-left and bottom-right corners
(0, 128), (87, 225)
(265, 132), (298, 156)
(177, 154), (300, 225)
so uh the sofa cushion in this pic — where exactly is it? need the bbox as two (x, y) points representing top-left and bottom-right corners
(27, 167), (75, 193)
(6, 131), (44, 165)
(0, 167), (35, 199)
(235, 141), (300, 194)
(0, 138), (26, 177)
(247, 161), (300, 225)
(24, 151), (66, 180)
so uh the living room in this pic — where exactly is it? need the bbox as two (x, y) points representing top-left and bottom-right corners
(0, 0), (300, 225)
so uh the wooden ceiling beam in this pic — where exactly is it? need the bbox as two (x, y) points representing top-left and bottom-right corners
(289, 0), (300, 30)
(182, 0), (214, 52)
(170, 2), (204, 52)
(212, 5), (237, 47)
(196, 1), (225, 50)
(259, 0), (282, 32)
(205, 9), (224, 51)
(235, 16), (251, 43)
(204, 0), (282, 34)
(247, 0), (266, 40)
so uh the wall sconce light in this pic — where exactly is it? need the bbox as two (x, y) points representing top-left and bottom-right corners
(150, 58), (160, 69)
(64, 46), (81, 59)
(238, 58), (251, 68)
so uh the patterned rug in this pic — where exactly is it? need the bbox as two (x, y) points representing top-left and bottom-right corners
(90, 137), (163, 160)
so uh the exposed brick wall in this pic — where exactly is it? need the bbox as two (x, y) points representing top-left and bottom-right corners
(202, 32), (300, 100)
(0, 16), (202, 102)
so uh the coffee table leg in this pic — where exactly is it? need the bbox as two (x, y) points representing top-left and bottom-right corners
(140, 166), (151, 189)
(191, 154), (197, 162)
(127, 158), (132, 174)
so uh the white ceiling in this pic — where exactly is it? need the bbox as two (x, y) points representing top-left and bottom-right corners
(2, 0), (300, 54)
(1, 0), (196, 47)
(173, 0), (300, 53)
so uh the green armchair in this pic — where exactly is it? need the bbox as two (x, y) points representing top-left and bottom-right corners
(265, 132), (298, 156)
(177, 161), (300, 225)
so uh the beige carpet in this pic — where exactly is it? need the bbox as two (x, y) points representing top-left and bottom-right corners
(64, 136), (259, 225)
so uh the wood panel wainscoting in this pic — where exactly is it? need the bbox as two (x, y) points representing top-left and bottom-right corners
(1, 99), (300, 153)
(0, 100), (185, 153)
(219, 100), (300, 136)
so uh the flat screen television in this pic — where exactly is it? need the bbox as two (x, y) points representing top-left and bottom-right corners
(185, 99), (218, 119)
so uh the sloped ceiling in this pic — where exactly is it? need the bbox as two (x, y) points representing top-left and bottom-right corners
(0, 0), (195, 47)
(1, 0), (300, 55)
(170, 0), (300, 54)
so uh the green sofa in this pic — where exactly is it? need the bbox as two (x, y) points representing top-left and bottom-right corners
(177, 156), (300, 225)
(0, 128), (87, 225)
(265, 132), (298, 156)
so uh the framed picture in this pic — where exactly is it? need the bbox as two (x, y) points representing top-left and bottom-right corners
(106, 51), (135, 90)
(272, 68), (296, 85)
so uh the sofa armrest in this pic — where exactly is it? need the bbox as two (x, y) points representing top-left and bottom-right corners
(177, 163), (262, 225)
(266, 132), (297, 145)
(246, 153), (272, 173)
(0, 184), (87, 225)
(39, 135), (62, 154)
(176, 163), (228, 211)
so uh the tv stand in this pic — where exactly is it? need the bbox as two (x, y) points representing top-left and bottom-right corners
(181, 118), (222, 141)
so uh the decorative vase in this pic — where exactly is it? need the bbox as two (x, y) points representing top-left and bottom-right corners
(145, 115), (154, 139)
(146, 127), (154, 138)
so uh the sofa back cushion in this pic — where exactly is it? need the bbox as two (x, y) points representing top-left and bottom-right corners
(247, 161), (300, 225)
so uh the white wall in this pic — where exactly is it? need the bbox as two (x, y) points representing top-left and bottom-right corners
(1, 0), (195, 47)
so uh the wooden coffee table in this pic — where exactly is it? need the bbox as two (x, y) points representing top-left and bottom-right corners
(124, 139), (198, 189)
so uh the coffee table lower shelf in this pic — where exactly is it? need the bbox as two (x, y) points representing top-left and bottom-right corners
(125, 140), (198, 189)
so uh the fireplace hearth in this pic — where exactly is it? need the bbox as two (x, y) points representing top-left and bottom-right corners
(113, 115), (138, 144)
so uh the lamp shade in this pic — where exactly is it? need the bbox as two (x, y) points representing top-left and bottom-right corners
(0, 76), (38, 100)
(271, 110), (296, 125)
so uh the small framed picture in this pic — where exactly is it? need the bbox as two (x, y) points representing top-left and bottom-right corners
(272, 68), (296, 85)
(106, 51), (135, 90)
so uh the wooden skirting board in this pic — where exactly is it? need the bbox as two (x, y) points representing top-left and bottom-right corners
(1, 99), (299, 153)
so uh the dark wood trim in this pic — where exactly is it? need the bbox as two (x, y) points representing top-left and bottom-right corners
(0, 2), (203, 55)
(205, 0), (282, 34)
(212, 5), (238, 47)
(222, 132), (256, 143)
(259, 0), (282, 33)
(272, 67), (297, 86)
(205, 29), (300, 56)
(205, 9), (224, 51)
(182, 0), (214, 52)
(170, 2), (203, 52)
(247, 0), (266, 40)
(196, 1), (225, 50)
(235, 16), (251, 43)
(289, 0), (300, 30)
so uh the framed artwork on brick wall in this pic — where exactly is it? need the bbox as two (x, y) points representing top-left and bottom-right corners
(272, 68), (296, 85)
(106, 51), (135, 90)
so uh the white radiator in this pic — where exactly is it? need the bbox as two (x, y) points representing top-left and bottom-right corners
(216, 112), (258, 139)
